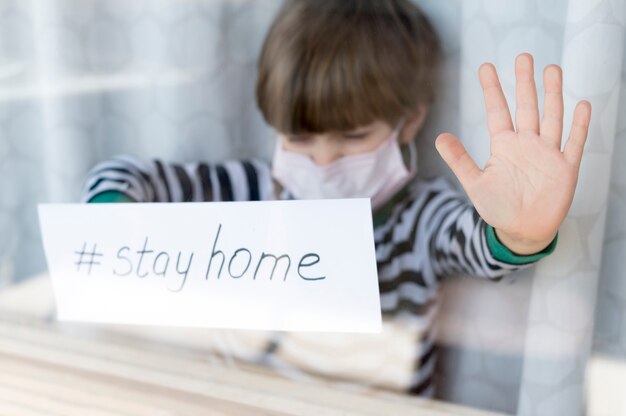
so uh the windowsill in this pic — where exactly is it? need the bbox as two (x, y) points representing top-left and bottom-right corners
(0, 274), (506, 416)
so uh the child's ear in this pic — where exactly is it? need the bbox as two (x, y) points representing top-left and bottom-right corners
(399, 104), (428, 145)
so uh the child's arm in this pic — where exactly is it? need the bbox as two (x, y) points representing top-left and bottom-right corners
(435, 53), (591, 256)
(420, 176), (555, 281)
(81, 155), (275, 203)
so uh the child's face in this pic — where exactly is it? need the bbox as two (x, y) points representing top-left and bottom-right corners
(277, 120), (397, 166)
(276, 107), (427, 166)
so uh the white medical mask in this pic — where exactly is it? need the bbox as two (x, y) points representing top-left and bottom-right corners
(271, 122), (417, 210)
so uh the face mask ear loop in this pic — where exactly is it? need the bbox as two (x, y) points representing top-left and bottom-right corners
(394, 117), (417, 174)
(394, 117), (406, 138)
(407, 138), (418, 174)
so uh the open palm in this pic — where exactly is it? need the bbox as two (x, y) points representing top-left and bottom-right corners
(435, 53), (592, 254)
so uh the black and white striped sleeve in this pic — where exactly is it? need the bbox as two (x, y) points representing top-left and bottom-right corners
(81, 155), (275, 203)
(422, 177), (533, 281)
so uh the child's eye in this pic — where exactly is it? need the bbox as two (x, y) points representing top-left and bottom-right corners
(287, 135), (312, 143)
(342, 132), (369, 139)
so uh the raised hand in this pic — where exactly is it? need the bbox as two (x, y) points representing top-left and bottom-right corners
(435, 53), (592, 255)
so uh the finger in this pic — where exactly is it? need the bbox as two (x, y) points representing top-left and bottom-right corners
(563, 101), (592, 168)
(479, 63), (514, 136)
(435, 133), (481, 190)
(540, 64), (564, 148)
(515, 53), (540, 134)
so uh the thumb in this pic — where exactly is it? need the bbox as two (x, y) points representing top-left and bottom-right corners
(435, 133), (481, 191)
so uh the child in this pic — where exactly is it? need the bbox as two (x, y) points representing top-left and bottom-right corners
(82, 0), (591, 398)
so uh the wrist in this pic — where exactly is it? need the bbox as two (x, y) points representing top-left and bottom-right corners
(494, 228), (556, 255)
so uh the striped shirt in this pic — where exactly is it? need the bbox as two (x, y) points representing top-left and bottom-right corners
(82, 154), (539, 398)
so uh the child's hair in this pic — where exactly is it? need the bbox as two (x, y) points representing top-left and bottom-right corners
(255, 0), (441, 135)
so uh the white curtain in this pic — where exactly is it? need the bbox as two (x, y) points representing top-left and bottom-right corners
(0, 0), (624, 414)
(439, 1), (625, 414)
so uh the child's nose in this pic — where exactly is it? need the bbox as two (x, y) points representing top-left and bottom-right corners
(312, 146), (343, 166)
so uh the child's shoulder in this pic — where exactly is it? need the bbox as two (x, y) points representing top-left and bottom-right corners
(408, 174), (462, 196)
(379, 175), (466, 214)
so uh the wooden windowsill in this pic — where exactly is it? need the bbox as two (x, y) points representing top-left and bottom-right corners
(0, 275), (506, 416)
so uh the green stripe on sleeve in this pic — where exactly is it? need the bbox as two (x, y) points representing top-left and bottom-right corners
(88, 191), (136, 203)
(486, 224), (558, 265)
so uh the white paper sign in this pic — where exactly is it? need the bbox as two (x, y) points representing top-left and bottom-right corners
(38, 199), (382, 333)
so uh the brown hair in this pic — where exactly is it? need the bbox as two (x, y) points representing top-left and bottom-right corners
(255, 0), (441, 135)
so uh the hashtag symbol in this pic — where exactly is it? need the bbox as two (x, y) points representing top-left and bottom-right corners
(74, 242), (103, 275)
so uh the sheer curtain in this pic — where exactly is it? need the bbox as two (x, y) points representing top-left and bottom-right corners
(0, 0), (624, 414)
(442, 1), (625, 414)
